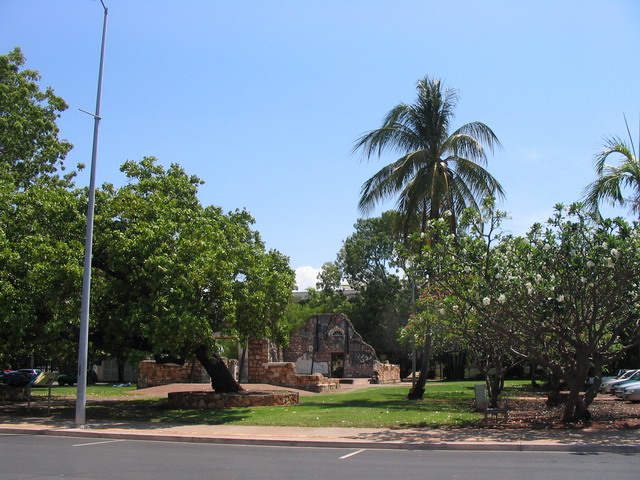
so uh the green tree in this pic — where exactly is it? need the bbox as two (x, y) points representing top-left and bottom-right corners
(91, 158), (295, 392)
(0, 47), (72, 188)
(354, 76), (504, 399)
(0, 48), (82, 367)
(583, 129), (640, 219)
(0, 182), (84, 367)
(336, 212), (413, 371)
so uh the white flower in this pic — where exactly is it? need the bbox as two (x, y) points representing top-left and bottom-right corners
(535, 274), (543, 283)
(556, 295), (565, 302)
(586, 260), (595, 268)
(438, 308), (446, 315)
(610, 248), (620, 258)
(482, 297), (491, 306)
(498, 294), (506, 304)
(442, 210), (452, 217)
(605, 257), (614, 268)
(452, 305), (459, 312)
(543, 243), (551, 251)
(602, 242), (608, 249)
(525, 282), (533, 295)
(580, 277), (587, 283)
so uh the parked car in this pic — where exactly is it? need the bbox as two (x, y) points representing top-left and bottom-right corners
(57, 370), (98, 386)
(0, 369), (14, 382)
(601, 369), (639, 393)
(613, 379), (640, 398)
(4, 369), (42, 386)
(622, 385), (640, 402)
(56, 373), (76, 386)
(588, 369), (629, 386)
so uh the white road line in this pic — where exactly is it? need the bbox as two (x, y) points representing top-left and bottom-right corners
(339, 449), (366, 459)
(72, 439), (126, 447)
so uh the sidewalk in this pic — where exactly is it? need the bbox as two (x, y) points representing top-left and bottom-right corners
(1, 418), (638, 453)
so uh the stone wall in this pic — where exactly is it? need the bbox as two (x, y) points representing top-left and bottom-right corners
(167, 390), (299, 409)
(137, 359), (208, 388)
(247, 339), (270, 383)
(260, 362), (340, 393)
(371, 361), (401, 384)
(137, 358), (240, 389)
(283, 314), (379, 378)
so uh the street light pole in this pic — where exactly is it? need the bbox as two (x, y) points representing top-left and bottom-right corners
(76, 0), (108, 428)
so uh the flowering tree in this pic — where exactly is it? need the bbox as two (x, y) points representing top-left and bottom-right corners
(414, 201), (640, 422)
(403, 202), (517, 407)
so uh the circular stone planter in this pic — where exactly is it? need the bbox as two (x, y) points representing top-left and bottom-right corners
(167, 390), (299, 409)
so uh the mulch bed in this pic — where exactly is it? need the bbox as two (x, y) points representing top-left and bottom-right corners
(479, 394), (640, 430)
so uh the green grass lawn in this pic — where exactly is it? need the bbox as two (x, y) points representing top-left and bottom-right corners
(31, 384), (139, 398)
(25, 380), (531, 428)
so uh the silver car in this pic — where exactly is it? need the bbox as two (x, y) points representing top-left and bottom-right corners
(601, 369), (639, 393)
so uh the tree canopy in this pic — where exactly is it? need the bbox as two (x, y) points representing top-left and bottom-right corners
(0, 49), (296, 392)
(354, 76), (504, 234)
(0, 47), (72, 188)
(0, 48), (82, 367)
(410, 200), (640, 421)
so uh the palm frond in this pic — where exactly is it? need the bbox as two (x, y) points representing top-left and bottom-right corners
(592, 136), (634, 174)
(584, 135), (640, 218)
(452, 122), (502, 154)
(451, 156), (505, 201)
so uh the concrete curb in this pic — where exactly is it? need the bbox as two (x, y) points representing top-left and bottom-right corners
(1, 426), (638, 454)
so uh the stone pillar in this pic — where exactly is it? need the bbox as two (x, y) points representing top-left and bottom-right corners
(247, 339), (270, 383)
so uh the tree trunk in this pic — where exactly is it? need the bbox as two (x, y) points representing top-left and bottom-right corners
(582, 363), (602, 412)
(486, 362), (503, 408)
(116, 356), (126, 384)
(546, 370), (563, 407)
(407, 334), (432, 400)
(194, 344), (242, 393)
(561, 364), (591, 423)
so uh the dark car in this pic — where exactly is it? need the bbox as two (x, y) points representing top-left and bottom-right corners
(57, 370), (98, 386)
(57, 373), (76, 386)
(4, 369), (42, 386)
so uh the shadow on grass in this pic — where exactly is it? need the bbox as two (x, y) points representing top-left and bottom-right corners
(0, 397), (253, 427)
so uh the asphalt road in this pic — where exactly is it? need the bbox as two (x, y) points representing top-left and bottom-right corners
(1, 433), (637, 480)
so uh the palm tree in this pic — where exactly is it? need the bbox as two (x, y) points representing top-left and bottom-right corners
(354, 76), (504, 400)
(354, 76), (504, 235)
(583, 133), (640, 219)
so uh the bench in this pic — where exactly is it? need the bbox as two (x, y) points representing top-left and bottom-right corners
(474, 384), (510, 423)
(484, 398), (509, 423)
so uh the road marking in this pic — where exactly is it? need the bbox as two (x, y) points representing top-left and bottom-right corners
(339, 449), (366, 459)
(72, 439), (126, 447)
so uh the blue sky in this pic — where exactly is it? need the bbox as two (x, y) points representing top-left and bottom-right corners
(2, 0), (639, 290)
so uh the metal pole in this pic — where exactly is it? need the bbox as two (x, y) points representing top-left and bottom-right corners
(76, 0), (108, 427)
(411, 276), (416, 386)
